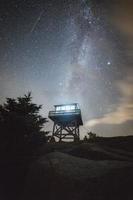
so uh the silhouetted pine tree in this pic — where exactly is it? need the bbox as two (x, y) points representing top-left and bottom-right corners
(0, 92), (48, 152)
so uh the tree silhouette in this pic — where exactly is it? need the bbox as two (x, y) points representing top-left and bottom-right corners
(87, 131), (96, 141)
(83, 135), (88, 142)
(0, 92), (48, 152)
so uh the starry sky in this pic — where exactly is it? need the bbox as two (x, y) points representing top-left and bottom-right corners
(0, 0), (133, 137)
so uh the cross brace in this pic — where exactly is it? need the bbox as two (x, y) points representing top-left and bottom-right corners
(52, 120), (80, 142)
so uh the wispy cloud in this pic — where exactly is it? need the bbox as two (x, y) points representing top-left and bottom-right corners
(85, 73), (133, 127)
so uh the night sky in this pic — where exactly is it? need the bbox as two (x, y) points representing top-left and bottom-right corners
(0, 0), (133, 137)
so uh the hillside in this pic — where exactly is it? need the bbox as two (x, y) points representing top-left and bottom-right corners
(1, 136), (133, 200)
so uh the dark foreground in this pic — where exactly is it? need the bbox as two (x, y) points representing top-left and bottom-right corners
(1, 136), (133, 200)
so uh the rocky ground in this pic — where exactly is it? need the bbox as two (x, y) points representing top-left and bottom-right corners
(1, 137), (133, 200)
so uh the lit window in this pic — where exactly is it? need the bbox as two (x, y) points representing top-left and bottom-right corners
(56, 106), (60, 111)
(56, 104), (77, 112)
(61, 106), (66, 110)
(71, 105), (75, 110)
(66, 105), (71, 110)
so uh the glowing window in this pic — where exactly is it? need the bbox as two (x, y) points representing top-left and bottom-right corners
(56, 106), (61, 111)
(56, 104), (77, 112)
(61, 106), (66, 110)
(71, 105), (75, 110)
(65, 105), (71, 110)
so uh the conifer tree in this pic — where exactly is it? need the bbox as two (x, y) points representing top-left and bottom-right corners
(0, 92), (48, 150)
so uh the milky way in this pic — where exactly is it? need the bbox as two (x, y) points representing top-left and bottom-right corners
(0, 0), (133, 137)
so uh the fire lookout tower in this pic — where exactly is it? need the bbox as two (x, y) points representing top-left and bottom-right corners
(48, 103), (83, 142)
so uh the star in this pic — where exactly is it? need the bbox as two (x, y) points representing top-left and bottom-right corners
(0, 0), (132, 137)
(107, 61), (111, 65)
